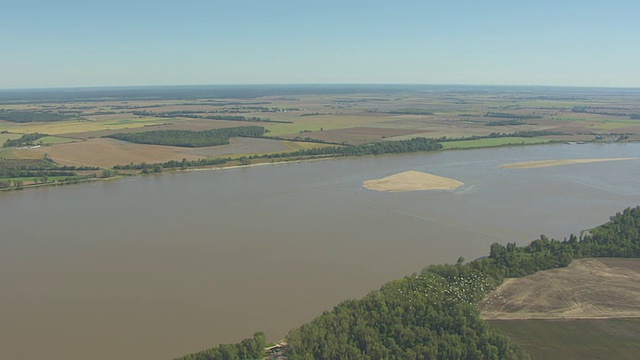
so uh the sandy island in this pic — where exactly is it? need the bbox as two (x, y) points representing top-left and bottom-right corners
(363, 170), (463, 192)
(500, 157), (637, 169)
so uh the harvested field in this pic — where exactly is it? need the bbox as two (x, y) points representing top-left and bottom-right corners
(480, 258), (640, 320)
(181, 137), (289, 157)
(67, 119), (264, 139)
(281, 127), (421, 145)
(363, 170), (463, 192)
(29, 138), (202, 168)
(500, 158), (637, 169)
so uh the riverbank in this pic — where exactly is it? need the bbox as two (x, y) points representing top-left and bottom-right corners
(501, 157), (637, 169)
(2, 141), (638, 193)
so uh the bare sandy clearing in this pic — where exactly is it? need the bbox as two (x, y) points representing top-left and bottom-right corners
(501, 157), (636, 169)
(363, 170), (463, 192)
(480, 258), (640, 320)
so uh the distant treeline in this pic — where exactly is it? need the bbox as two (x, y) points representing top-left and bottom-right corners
(572, 106), (630, 117)
(631, 114), (640, 120)
(488, 206), (640, 278)
(437, 130), (564, 143)
(370, 109), (435, 115)
(485, 120), (527, 126)
(0, 109), (77, 123)
(105, 126), (267, 147)
(0, 159), (98, 179)
(261, 137), (441, 158)
(3, 133), (48, 147)
(484, 112), (542, 120)
(132, 111), (292, 123)
(174, 201), (640, 359)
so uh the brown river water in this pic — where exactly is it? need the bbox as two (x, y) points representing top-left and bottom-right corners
(1, 143), (640, 359)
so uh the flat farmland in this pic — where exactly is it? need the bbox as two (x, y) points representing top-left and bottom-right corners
(481, 258), (640, 359)
(490, 318), (640, 360)
(28, 138), (203, 168)
(283, 126), (422, 145)
(480, 258), (640, 320)
(262, 113), (395, 137)
(0, 133), (21, 143)
(179, 137), (290, 158)
(0, 117), (169, 136)
(441, 137), (552, 149)
(2, 86), (640, 170)
(68, 118), (263, 140)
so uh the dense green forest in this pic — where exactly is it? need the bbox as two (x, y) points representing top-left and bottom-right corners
(104, 126), (267, 147)
(0, 109), (76, 122)
(175, 206), (640, 360)
(3, 133), (48, 147)
(176, 332), (266, 360)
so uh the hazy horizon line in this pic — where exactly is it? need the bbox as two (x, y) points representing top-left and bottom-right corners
(1, 82), (639, 92)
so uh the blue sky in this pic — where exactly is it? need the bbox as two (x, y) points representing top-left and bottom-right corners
(1, 0), (639, 88)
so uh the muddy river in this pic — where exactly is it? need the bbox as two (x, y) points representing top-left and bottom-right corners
(1, 143), (639, 359)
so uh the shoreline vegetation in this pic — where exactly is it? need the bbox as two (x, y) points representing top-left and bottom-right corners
(176, 206), (640, 360)
(1, 139), (639, 192)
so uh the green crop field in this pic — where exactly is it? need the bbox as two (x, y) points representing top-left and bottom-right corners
(39, 136), (80, 144)
(440, 137), (552, 150)
(490, 319), (640, 360)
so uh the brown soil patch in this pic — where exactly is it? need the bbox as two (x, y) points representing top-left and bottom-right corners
(363, 170), (463, 192)
(291, 127), (422, 145)
(181, 137), (289, 157)
(501, 158), (636, 169)
(67, 119), (263, 139)
(480, 258), (640, 320)
(29, 138), (202, 168)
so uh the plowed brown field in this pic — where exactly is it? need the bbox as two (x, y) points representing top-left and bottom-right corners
(481, 258), (640, 320)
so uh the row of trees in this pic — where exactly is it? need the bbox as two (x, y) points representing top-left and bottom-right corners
(487, 206), (640, 278)
(105, 126), (267, 148)
(259, 137), (442, 159)
(484, 112), (542, 120)
(113, 157), (229, 171)
(0, 109), (74, 122)
(485, 120), (527, 126)
(435, 130), (564, 143)
(132, 110), (292, 123)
